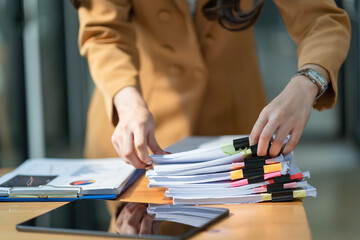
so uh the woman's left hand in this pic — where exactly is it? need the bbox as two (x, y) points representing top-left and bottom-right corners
(250, 65), (328, 157)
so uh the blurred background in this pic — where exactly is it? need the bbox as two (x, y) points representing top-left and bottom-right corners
(0, 0), (358, 239)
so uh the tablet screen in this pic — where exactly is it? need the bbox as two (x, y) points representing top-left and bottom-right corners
(16, 199), (229, 239)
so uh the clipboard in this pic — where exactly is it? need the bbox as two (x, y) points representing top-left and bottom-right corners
(0, 158), (144, 202)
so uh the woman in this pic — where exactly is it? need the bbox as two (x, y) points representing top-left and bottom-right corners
(74, 0), (350, 168)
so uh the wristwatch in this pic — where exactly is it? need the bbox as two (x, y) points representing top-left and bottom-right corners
(293, 68), (328, 101)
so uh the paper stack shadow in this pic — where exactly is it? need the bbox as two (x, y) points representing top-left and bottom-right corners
(147, 137), (317, 205)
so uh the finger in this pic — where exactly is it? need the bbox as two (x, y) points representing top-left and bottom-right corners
(112, 140), (121, 159)
(124, 224), (138, 235)
(269, 125), (291, 157)
(257, 121), (278, 156)
(111, 131), (122, 156)
(126, 206), (147, 234)
(115, 211), (124, 233)
(282, 129), (302, 155)
(147, 133), (167, 155)
(134, 128), (152, 164)
(139, 215), (154, 235)
(115, 203), (133, 233)
(113, 140), (131, 165)
(112, 128), (132, 164)
(250, 115), (268, 146)
(121, 132), (147, 169)
(125, 202), (138, 213)
(115, 143), (130, 164)
(127, 203), (147, 213)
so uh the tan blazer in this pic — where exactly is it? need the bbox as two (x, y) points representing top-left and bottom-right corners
(76, 0), (350, 158)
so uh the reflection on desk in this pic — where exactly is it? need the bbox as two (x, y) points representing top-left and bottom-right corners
(17, 199), (229, 239)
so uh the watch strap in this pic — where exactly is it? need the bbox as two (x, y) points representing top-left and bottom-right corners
(293, 68), (328, 101)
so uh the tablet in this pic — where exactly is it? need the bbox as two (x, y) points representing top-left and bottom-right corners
(16, 199), (229, 239)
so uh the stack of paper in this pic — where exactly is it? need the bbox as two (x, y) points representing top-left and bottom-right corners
(147, 136), (316, 205)
(147, 205), (228, 227)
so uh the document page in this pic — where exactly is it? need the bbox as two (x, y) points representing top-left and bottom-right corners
(0, 158), (136, 195)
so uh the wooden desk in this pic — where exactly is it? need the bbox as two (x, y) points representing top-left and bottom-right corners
(0, 168), (311, 240)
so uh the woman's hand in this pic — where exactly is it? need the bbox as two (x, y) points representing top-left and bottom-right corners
(250, 65), (329, 157)
(115, 203), (155, 235)
(112, 87), (166, 168)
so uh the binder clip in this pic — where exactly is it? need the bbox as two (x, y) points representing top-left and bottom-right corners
(242, 168), (265, 178)
(243, 156), (267, 169)
(233, 137), (249, 151)
(271, 190), (294, 202)
(247, 175), (265, 184)
(267, 183), (286, 193)
(272, 174), (292, 184)
(250, 144), (272, 157)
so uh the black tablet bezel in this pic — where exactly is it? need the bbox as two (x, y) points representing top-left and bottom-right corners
(16, 200), (229, 240)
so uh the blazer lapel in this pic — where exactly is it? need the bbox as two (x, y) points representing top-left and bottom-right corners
(194, 0), (216, 38)
(173, 0), (191, 19)
(173, 0), (215, 38)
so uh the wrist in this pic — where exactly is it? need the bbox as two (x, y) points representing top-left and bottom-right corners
(290, 75), (319, 102)
(114, 86), (148, 115)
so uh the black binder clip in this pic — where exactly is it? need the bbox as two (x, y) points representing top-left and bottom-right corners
(271, 190), (294, 202)
(233, 137), (249, 151)
(244, 156), (268, 161)
(250, 144), (272, 157)
(267, 183), (285, 193)
(243, 156), (267, 169)
(242, 168), (264, 178)
(272, 174), (292, 184)
(247, 175), (265, 184)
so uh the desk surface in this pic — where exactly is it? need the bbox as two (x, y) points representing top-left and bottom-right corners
(0, 168), (311, 240)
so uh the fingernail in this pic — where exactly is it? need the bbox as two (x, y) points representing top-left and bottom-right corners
(145, 164), (153, 169)
(146, 157), (153, 165)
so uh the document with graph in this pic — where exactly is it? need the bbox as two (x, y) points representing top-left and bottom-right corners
(0, 158), (143, 201)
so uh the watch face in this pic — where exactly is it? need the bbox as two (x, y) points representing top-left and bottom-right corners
(307, 69), (327, 87)
(295, 68), (328, 101)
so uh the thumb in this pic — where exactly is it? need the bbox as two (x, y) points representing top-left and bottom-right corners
(147, 134), (167, 155)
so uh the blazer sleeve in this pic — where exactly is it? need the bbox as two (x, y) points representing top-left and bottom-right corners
(274, 0), (351, 110)
(77, 0), (140, 125)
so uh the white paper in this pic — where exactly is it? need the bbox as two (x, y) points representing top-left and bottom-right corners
(165, 182), (267, 197)
(151, 147), (227, 164)
(173, 194), (264, 205)
(149, 161), (290, 184)
(151, 135), (254, 164)
(166, 180), (309, 198)
(0, 187), (9, 196)
(153, 152), (244, 173)
(148, 180), (232, 188)
(172, 183), (317, 205)
(150, 154), (287, 176)
(147, 205), (226, 227)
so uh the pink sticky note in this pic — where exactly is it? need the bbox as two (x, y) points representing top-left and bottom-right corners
(284, 182), (297, 189)
(231, 162), (244, 170)
(253, 186), (267, 194)
(230, 178), (248, 188)
(265, 158), (275, 164)
(264, 171), (281, 180)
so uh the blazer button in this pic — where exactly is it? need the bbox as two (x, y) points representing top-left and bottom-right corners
(157, 9), (171, 22)
(168, 65), (183, 77)
(162, 44), (175, 53)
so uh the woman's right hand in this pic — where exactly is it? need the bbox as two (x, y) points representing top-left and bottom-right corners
(112, 87), (167, 168)
(115, 203), (155, 235)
